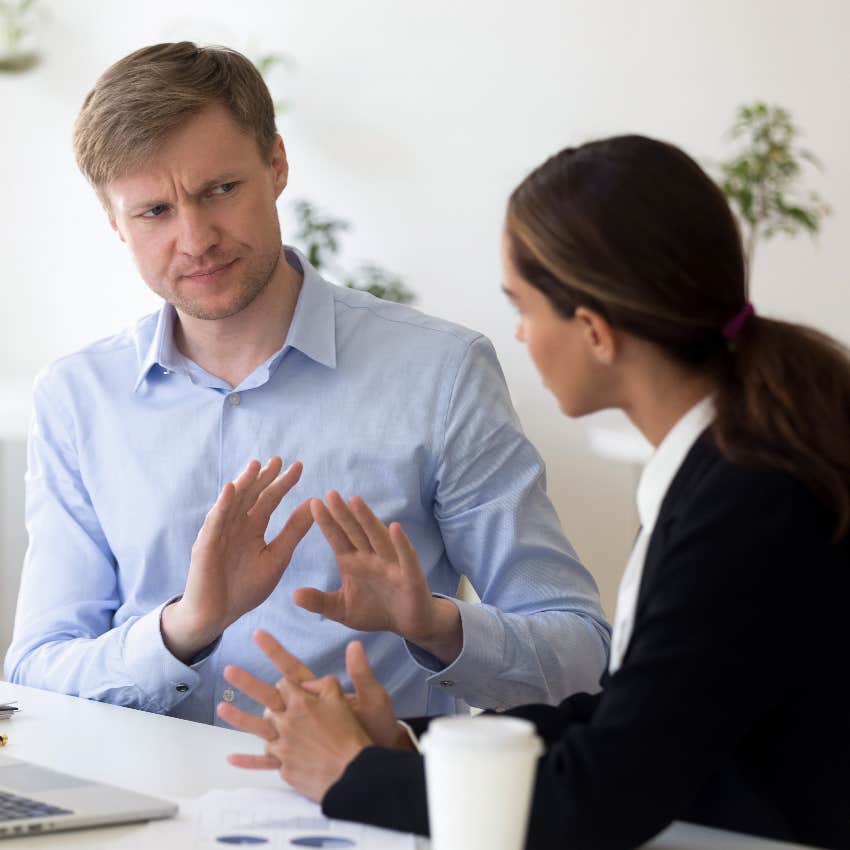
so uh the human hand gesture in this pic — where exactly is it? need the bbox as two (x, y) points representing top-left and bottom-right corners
(265, 673), (372, 802)
(294, 493), (462, 663)
(161, 458), (313, 662)
(219, 631), (408, 771)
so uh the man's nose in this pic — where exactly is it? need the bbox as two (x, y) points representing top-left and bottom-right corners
(176, 206), (220, 257)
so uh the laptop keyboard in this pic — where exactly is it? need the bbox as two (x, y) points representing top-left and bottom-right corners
(0, 790), (72, 821)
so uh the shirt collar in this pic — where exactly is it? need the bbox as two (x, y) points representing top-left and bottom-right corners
(133, 304), (182, 391)
(635, 396), (716, 531)
(133, 245), (337, 392)
(280, 246), (337, 370)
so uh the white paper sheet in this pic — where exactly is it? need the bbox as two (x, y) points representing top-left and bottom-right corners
(94, 787), (417, 850)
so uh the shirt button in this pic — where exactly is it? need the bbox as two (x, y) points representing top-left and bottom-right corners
(222, 689), (235, 703)
(228, 393), (241, 406)
(439, 680), (455, 688)
(175, 683), (189, 693)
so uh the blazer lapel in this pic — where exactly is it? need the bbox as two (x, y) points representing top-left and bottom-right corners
(633, 431), (719, 616)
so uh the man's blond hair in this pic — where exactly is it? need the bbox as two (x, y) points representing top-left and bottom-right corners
(73, 42), (277, 198)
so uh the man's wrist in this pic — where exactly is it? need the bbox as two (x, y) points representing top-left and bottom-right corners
(160, 599), (222, 664)
(405, 597), (463, 665)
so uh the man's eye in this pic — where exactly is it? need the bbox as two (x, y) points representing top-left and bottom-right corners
(142, 204), (167, 218)
(212, 182), (236, 195)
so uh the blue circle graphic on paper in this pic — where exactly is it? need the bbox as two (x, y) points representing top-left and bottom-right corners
(216, 836), (269, 845)
(290, 838), (356, 848)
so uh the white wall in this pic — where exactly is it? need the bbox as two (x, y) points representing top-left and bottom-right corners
(1, 0), (848, 623)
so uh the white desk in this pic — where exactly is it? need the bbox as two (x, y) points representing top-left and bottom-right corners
(0, 682), (818, 849)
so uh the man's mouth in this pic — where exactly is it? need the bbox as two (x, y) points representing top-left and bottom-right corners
(182, 259), (238, 281)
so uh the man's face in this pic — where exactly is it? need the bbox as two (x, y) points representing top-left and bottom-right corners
(104, 102), (288, 321)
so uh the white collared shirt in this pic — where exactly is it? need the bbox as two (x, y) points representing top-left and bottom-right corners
(608, 397), (716, 674)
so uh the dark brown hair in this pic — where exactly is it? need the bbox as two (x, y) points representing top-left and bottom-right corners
(73, 42), (277, 197)
(506, 135), (850, 539)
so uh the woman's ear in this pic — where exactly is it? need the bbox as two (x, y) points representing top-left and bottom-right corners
(574, 307), (617, 365)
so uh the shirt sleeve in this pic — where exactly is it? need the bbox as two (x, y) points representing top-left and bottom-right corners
(3, 376), (209, 712)
(406, 336), (610, 709)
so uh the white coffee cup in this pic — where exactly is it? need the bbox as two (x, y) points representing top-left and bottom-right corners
(419, 715), (543, 850)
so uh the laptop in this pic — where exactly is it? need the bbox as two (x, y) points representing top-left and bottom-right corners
(0, 754), (177, 839)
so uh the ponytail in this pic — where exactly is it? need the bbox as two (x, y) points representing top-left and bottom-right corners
(713, 318), (850, 541)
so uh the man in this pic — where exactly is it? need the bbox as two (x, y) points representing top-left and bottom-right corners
(5, 43), (609, 725)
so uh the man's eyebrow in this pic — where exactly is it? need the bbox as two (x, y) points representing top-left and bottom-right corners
(190, 172), (241, 195)
(129, 173), (242, 212)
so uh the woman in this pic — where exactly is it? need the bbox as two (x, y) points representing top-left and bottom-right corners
(219, 135), (850, 850)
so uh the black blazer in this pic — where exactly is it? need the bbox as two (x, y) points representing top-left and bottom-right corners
(323, 434), (850, 850)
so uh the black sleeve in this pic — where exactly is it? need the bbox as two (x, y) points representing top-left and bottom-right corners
(322, 747), (429, 835)
(324, 467), (831, 850)
(403, 690), (600, 743)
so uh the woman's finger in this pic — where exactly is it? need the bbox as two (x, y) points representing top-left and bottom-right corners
(254, 630), (317, 684)
(223, 664), (284, 711)
(216, 701), (276, 741)
(227, 752), (281, 770)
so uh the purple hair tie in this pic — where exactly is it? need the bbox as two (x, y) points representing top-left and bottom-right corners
(722, 302), (755, 340)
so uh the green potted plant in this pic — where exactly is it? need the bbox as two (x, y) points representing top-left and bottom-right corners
(253, 50), (414, 303)
(0, 0), (40, 72)
(718, 102), (831, 281)
(291, 200), (415, 304)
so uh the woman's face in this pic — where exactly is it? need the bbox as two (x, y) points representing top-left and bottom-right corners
(501, 236), (608, 417)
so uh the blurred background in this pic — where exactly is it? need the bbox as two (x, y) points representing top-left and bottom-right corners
(1, 0), (848, 656)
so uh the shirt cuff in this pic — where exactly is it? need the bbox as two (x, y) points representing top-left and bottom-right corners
(403, 596), (505, 705)
(397, 720), (420, 751)
(121, 597), (219, 713)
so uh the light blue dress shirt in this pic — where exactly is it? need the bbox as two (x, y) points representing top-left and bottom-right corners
(5, 248), (610, 725)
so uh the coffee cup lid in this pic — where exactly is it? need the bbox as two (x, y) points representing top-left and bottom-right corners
(420, 715), (542, 752)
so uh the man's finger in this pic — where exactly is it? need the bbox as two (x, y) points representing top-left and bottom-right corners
(253, 630), (317, 684)
(216, 701), (276, 741)
(266, 497), (314, 566)
(310, 498), (356, 556)
(389, 521), (423, 575)
(230, 459), (263, 514)
(325, 491), (372, 552)
(223, 663), (283, 711)
(347, 496), (397, 561)
(227, 752), (281, 770)
(199, 481), (236, 541)
(249, 461), (303, 526)
(241, 456), (284, 514)
(292, 587), (348, 624)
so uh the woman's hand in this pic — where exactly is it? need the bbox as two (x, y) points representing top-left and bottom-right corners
(266, 674), (373, 802)
(295, 492), (463, 664)
(218, 631), (406, 770)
